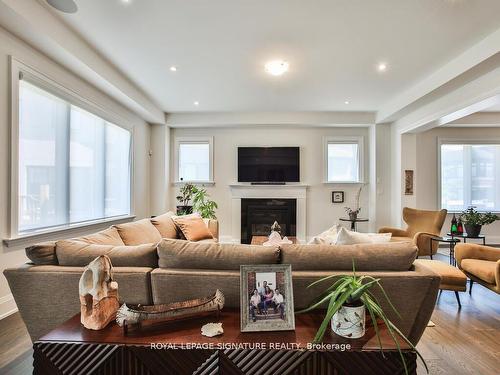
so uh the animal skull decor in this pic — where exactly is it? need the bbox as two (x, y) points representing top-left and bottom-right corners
(79, 255), (119, 330)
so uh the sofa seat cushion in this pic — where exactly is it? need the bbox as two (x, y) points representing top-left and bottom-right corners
(171, 214), (214, 241)
(461, 259), (496, 284)
(75, 227), (125, 245)
(25, 241), (57, 265)
(56, 240), (158, 267)
(151, 211), (179, 239)
(280, 242), (418, 271)
(414, 259), (467, 291)
(113, 219), (162, 245)
(157, 239), (279, 270)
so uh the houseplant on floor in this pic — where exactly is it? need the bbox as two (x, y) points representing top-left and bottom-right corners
(297, 263), (428, 375)
(459, 207), (498, 237)
(192, 187), (218, 219)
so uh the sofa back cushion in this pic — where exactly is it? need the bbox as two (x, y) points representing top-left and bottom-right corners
(113, 219), (162, 245)
(280, 242), (418, 271)
(25, 241), (58, 265)
(157, 239), (279, 270)
(56, 240), (158, 267)
(74, 227), (125, 245)
(150, 211), (179, 239)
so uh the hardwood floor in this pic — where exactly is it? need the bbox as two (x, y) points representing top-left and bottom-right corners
(0, 254), (498, 374)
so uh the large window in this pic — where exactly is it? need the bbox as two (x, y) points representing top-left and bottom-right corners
(174, 137), (213, 183)
(440, 142), (500, 212)
(324, 137), (363, 183)
(18, 79), (131, 233)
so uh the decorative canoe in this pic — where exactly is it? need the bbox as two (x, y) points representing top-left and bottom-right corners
(116, 289), (225, 333)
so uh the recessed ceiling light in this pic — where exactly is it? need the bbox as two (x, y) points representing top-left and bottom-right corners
(377, 62), (388, 72)
(344, 100), (350, 105)
(47, 0), (78, 13)
(194, 101), (199, 106)
(265, 60), (289, 76)
(170, 66), (177, 72)
(121, 0), (132, 3)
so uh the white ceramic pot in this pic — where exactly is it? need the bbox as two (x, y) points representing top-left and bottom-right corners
(331, 303), (366, 339)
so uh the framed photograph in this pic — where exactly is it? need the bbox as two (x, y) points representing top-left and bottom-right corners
(332, 191), (344, 203)
(240, 264), (295, 332)
(404, 170), (414, 195)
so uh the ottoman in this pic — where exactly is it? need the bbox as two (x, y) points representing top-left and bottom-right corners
(414, 259), (467, 307)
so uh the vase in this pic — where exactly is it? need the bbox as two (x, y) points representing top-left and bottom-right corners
(464, 224), (482, 237)
(176, 205), (193, 215)
(348, 211), (358, 221)
(331, 301), (365, 339)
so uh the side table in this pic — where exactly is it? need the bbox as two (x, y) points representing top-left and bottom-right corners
(429, 236), (460, 266)
(339, 218), (369, 231)
(447, 233), (486, 246)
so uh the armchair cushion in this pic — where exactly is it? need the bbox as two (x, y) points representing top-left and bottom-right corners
(378, 227), (409, 237)
(461, 259), (496, 284)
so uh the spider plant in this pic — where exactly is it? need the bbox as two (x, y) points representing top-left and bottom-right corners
(296, 262), (428, 375)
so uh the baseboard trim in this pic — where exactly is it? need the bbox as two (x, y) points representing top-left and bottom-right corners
(0, 294), (18, 320)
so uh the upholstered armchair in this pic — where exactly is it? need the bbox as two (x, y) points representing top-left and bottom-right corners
(379, 207), (448, 258)
(455, 243), (500, 294)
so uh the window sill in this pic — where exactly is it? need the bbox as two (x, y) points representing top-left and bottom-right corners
(173, 181), (215, 187)
(323, 181), (365, 185)
(3, 215), (136, 248)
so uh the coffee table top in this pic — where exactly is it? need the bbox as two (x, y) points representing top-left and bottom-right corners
(251, 236), (299, 245)
(38, 308), (409, 351)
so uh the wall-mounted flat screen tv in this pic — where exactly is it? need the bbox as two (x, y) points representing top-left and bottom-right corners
(237, 147), (300, 183)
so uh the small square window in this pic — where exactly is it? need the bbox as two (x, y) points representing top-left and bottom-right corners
(324, 137), (363, 183)
(175, 137), (213, 183)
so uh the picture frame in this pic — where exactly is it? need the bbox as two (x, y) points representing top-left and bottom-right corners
(404, 170), (414, 195)
(332, 191), (345, 203)
(240, 264), (295, 332)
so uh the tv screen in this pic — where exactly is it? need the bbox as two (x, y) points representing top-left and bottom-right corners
(238, 147), (300, 182)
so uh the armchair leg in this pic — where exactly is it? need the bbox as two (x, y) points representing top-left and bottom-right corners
(469, 279), (474, 295)
(454, 291), (461, 308)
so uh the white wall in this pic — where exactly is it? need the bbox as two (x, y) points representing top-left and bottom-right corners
(150, 124), (171, 215)
(0, 27), (152, 318)
(413, 126), (500, 242)
(169, 126), (372, 241)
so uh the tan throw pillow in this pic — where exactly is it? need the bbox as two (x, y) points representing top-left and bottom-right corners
(150, 211), (178, 239)
(157, 238), (280, 270)
(171, 214), (214, 242)
(25, 241), (57, 265)
(76, 226), (125, 245)
(113, 219), (162, 245)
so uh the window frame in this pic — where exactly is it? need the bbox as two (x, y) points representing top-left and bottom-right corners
(173, 136), (214, 184)
(9, 57), (135, 238)
(323, 136), (364, 183)
(437, 137), (500, 213)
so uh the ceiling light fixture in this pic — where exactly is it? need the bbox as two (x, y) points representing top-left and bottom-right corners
(47, 0), (78, 13)
(265, 60), (289, 76)
(170, 66), (177, 72)
(377, 62), (388, 72)
(344, 100), (350, 105)
(194, 101), (199, 106)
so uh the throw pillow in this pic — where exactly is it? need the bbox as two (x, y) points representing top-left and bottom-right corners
(150, 211), (179, 239)
(335, 227), (392, 245)
(113, 218), (162, 245)
(171, 213), (214, 241)
(25, 241), (57, 265)
(75, 226), (125, 245)
(307, 224), (340, 245)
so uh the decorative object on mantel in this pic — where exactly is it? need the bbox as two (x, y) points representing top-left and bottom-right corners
(297, 262), (428, 375)
(79, 255), (119, 330)
(332, 191), (344, 204)
(270, 221), (282, 236)
(404, 170), (414, 195)
(263, 231), (293, 246)
(176, 183), (218, 218)
(344, 185), (363, 220)
(201, 322), (224, 337)
(459, 206), (498, 237)
(116, 289), (225, 334)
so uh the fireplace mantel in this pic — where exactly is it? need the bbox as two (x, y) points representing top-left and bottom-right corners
(229, 184), (308, 243)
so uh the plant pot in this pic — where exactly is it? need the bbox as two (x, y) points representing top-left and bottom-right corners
(348, 212), (358, 221)
(331, 300), (365, 339)
(176, 205), (193, 215)
(464, 224), (482, 237)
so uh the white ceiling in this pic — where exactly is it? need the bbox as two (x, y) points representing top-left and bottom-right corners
(47, 0), (500, 113)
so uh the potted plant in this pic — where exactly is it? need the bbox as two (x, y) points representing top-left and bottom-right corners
(192, 188), (218, 219)
(344, 185), (363, 220)
(459, 207), (498, 237)
(297, 263), (428, 375)
(176, 183), (197, 215)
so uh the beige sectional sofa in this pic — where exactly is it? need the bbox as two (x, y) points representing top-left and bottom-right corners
(4, 213), (440, 346)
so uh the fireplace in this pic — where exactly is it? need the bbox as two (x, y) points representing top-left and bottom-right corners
(241, 198), (297, 244)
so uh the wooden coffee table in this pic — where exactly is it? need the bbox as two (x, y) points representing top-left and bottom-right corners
(34, 309), (416, 374)
(251, 235), (299, 245)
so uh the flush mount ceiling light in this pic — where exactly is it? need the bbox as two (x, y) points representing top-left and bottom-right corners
(265, 60), (289, 76)
(47, 0), (78, 13)
(193, 101), (199, 106)
(170, 66), (177, 72)
(377, 62), (388, 72)
(344, 100), (350, 105)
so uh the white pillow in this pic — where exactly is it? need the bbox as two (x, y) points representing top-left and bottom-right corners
(307, 224), (340, 245)
(335, 227), (392, 245)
